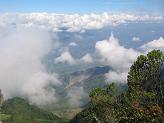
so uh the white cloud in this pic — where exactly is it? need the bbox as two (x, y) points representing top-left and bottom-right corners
(54, 51), (76, 64)
(132, 36), (140, 42)
(151, 30), (156, 33)
(22, 72), (60, 105)
(141, 37), (164, 52)
(0, 13), (162, 32)
(95, 33), (140, 83)
(0, 27), (61, 105)
(105, 71), (127, 83)
(81, 53), (93, 64)
(69, 42), (78, 46)
(95, 33), (139, 71)
(67, 86), (88, 107)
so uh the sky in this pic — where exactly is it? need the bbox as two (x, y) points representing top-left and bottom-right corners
(0, 0), (163, 15)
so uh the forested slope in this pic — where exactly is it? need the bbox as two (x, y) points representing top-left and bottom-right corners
(1, 97), (64, 123)
(70, 50), (164, 123)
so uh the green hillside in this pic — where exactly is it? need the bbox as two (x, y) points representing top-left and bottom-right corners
(1, 97), (65, 123)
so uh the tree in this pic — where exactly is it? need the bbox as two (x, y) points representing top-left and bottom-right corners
(128, 50), (164, 104)
(0, 90), (3, 108)
(106, 83), (117, 97)
(87, 84), (118, 123)
(70, 50), (164, 123)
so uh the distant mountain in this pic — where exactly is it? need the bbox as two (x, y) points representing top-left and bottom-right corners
(71, 66), (111, 76)
(65, 65), (127, 94)
(46, 66), (127, 120)
(45, 66), (112, 120)
(1, 97), (65, 123)
(65, 66), (111, 91)
(54, 66), (111, 97)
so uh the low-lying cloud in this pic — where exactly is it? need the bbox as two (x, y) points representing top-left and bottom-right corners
(95, 33), (140, 83)
(141, 37), (164, 52)
(54, 51), (76, 65)
(67, 86), (89, 107)
(81, 53), (93, 64)
(105, 71), (127, 83)
(0, 27), (61, 105)
(69, 42), (78, 47)
(132, 36), (140, 42)
(95, 34), (164, 83)
(96, 33), (139, 71)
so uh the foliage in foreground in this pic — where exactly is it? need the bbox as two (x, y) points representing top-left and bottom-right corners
(0, 113), (10, 121)
(70, 50), (164, 123)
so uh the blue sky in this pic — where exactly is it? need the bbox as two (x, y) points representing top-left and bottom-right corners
(0, 0), (163, 15)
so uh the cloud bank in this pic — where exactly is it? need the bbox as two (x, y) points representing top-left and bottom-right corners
(141, 37), (164, 52)
(0, 27), (61, 105)
(0, 13), (162, 32)
(95, 33), (140, 83)
(96, 33), (139, 71)
(95, 34), (164, 83)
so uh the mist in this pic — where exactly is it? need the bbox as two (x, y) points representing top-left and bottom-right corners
(0, 27), (61, 105)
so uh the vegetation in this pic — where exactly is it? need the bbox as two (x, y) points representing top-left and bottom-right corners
(1, 97), (64, 123)
(70, 50), (164, 123)
(0, 89), (10, 121)
(0, 50), (163, 123)
(0, 113), (10, 121)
